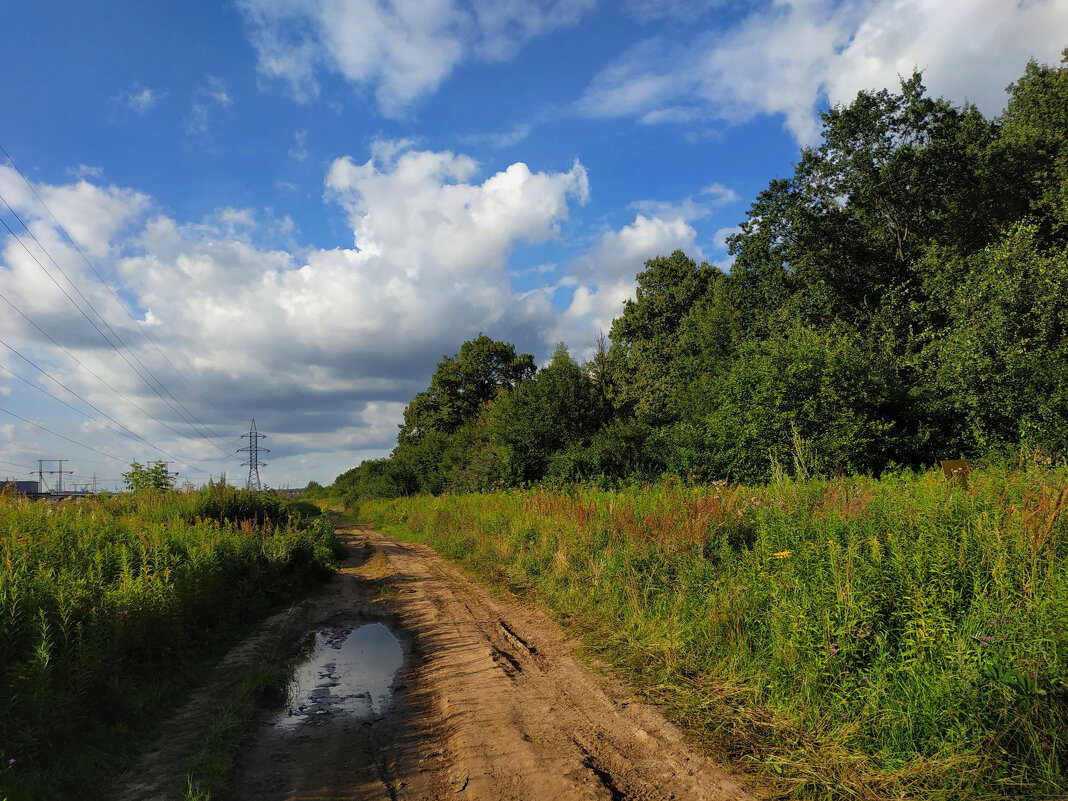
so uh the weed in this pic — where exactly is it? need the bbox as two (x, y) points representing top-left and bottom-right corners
(363, 464), (1068, 799)
(0, 486), (340, 800)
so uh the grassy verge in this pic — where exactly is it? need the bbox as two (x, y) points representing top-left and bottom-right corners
(181, 659), (292, 801)
(362, 463), (1068, 800)
(0, 485), (341, 800)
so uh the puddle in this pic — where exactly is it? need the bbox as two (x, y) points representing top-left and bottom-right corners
(275, 622), (404, 730)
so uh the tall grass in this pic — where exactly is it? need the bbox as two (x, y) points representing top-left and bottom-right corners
(0, 485), (340, 800)
(363, 464), (1068, 799)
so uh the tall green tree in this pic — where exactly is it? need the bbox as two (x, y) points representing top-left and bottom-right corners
(606, 250), (718, 424)
(997, 48), (1068, 248)
(398, 334), (535, 443)
(727, 73), (1001, 336)
(488, 344), (608, 483)
(927, 225), (1068, 455)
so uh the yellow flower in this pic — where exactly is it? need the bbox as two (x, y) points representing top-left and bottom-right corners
(773, 550), (792, 559)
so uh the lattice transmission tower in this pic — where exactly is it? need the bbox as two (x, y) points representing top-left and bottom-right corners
(237, 418), (269, 490)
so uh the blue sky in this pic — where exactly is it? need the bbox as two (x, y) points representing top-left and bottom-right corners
(1, 0), (1065, 489)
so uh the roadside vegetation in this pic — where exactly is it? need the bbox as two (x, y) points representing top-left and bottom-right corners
(363, 461), (1068, 799)
(0, 479), (340, 801)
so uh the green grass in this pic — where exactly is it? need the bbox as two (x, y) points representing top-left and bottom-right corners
(363, 462), (1068, 800)
(181, 659), (292, 801)
(0, 485), (341, 800)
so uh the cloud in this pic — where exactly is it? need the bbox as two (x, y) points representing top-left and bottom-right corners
(627, 181), (738, 224)
(627, 197), (708, 222)
(577, 0), (1068, 142)
(289, 129), (309, 161)
(700, 181), (739, 205)
(710, 224), (743, 269)
(0, 164), (150, 262)
(66, 165), (104, 181)
(187, 76), (233, 134)
(460, 122), (532, 149)
(114, 86), (161, 112)
(552, 213), (703, 354)
(4, 143), (588, 480)
(237, 0), (596, 116)
(583, 213), (702, 281)
(323, 142), (589, 279)
(0, 143), (708, 482)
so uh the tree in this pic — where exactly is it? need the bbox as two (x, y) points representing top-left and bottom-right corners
(398, 334), (535, 443)
(606, 250), (719, 424)
(697, 325), (896, 481)
(727, 73), (1001, 335)
(122, 460), (173, 492)
(926, 225), (1068, 456)
(997, 48), (1068, 248)
(488, 344), (608, 483)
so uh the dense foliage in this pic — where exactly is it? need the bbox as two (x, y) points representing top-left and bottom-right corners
(324, 51), (1068, 501)
(0, 483), (341, 800)
(364, 462), (1068, 799)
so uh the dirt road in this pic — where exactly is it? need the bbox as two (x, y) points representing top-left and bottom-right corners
(120, 525), (757, 801)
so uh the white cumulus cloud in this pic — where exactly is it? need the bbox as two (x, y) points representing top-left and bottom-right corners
(553, 213), (703, 353)
(0, 143), (708, 482)
(237, 0), (596, 115)
(577, 0), (1068, 142)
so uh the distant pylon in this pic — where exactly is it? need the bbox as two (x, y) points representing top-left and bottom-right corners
(237, 418), (269, 490)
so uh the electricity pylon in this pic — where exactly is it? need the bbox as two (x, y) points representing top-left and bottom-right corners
(237, 418), (269, 490)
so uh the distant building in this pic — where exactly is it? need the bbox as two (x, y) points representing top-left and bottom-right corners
(2, 480), (42, 496)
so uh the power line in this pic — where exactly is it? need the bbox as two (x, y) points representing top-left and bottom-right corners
(0, 340), (150, 442)
(0, 344), (212, 475)
(0, 290), (222, 462)
(0, 405), (127, 463)
(0, 141), (228, 420)
(0, 197), (232, 456)
(0, 458), (37, 473)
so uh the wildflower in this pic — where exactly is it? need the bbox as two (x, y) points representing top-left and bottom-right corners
(8, 758), (14, 765)
(773, 550), (792, 559)
(839, 712), (848, 719)
(861, 675), (869, 683)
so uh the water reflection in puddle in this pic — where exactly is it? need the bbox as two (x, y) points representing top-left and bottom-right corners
(276, 622), (403, 730)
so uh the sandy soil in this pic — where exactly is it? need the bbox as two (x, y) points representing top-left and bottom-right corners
(117, 524), (758, 801)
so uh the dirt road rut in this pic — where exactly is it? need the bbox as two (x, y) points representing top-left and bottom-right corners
(123, 525), (757, 800)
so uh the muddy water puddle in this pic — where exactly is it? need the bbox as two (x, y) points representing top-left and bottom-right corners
(275, 622), (404, 730)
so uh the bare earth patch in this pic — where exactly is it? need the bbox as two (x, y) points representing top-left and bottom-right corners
(117, 525), (758, 800)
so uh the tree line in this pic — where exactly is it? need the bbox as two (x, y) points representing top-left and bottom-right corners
(321, 51), (1068, 503)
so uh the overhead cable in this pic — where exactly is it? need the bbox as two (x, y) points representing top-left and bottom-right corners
(0, 345), (211, 475)
(0, 405), (127, 463)
(0, 141), (229, 420)
(0, 197), (231, 454)
(0, 289), (222, 455)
